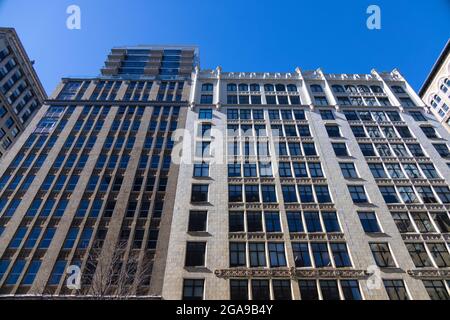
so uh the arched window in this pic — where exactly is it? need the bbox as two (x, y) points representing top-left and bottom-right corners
(331, 85), (344, 93)
(357, 85), (370, 93)
(370, 85), (384, 93)
(227, 83), (237, 92)
(238, 83), (249, 91)
(287, 84), (297, 92)
(344, 85), (357, 93)
(201, 83), (213, 92)
(264, 84), (274, 92)
(391, 86), (405, 93)
(310, 84), (323, 93)
(445, 78), (450, 86)
(440, 84), (448, 94)
(275, 84), (286, 92)
(250, 83), (260, 91)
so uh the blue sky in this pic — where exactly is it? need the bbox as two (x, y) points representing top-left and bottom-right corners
(0, 0), (449, 94)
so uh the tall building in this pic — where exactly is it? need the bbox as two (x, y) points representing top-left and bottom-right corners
(162, 67), (450, 300)
(0, 45), (449, 300)
(0, 45), (197, 297)
(420, 39), (450, 132)
(0, 28), (46, 158)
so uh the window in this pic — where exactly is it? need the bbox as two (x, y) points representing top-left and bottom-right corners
(249, 242), (266, 267)
(315, 185), (332, 203)
(282, 185), (298, 203)
(326, 125), (341, 138)
(330, 243), (352, 267)
(320, 280), (341, 300)
(370, 243), (395, 267)
(351, 126), (366, 138)
(293, 162), (307, 178)
(251, 280), (270, 300)
(268, 242), (286, 267)
(188, 211), (207, 232)
(183, 279), (204, 300)
(332, 143), (349, 157)
(341, 280), (363, 300)
(379, 186), (399, 203)
(230, 280), (248, 300)
(421, 126), (439, 139)
(398, 186), (419, 204)
(420, 163), (439, 179)
(229, 211), (244, 232)
(359, 143), (376, 156)
(229, 242), (246, 267)
(193, 163), (209, 177)
(287, 212), (304, 233)
(433, 144), (450, 158)
(322, 212), (340, 232)
(417, 186), (438, 203)
(383, 280), (409, 300)
(311, 243), (331, 267)
(314, 96), (328, 106)
(431, 212), (450, 233)
(303, 143), (317, 156)
(9, 227), (27, 249)
(201, 83), (213, 92)
(304, 212), (322, 232)
(310, 84), (323, 93)
(49, 260), (67, 285)
(396, 126), (412, 138)
(427, 243), (450, 267)
(191, 184), (209, 202)
(298, 185), (314, 203)
(358, 212), (381, 233)
(348, 185), (368, 203)
(22, 260), (42, 285)
(261, 185), (277, 203)
(6, 259), (26, 285)
(369, 163), (387, 178)
(423, 280), (449, 300)
(400, 97), (415, 107)
(406, 243), (432, 267)
(434, 186), (450, 203)
(245, 185), (260, 202)
(392, 212), (415, 233)
(299, 280), (319, 300)
(320, 110), (335, 120)
(309, 163), (323, 178)
(247, 212), (263, 232)
(63, 227), (79, 249)
(185, 242), (206, 267)
(272, 280), (291, 300)
(292, 243), (311, 267)
(198, 109), (212, 120)
(410, 111), (426, 121)
(340, 163), (358, 179)
(265, 212), (281, 232)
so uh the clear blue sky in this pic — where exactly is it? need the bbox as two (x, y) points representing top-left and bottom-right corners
(0, 0), (449, 95)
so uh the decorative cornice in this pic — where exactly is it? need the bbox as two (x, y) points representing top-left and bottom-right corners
(407, 269), (450, 279)
(214, 268), (368, 279)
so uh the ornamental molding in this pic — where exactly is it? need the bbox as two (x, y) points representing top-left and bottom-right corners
(407, 269), (450, 279)
(214, 268), (368, 279)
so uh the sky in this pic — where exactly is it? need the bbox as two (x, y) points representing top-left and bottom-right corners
(0, 0), (449, 95)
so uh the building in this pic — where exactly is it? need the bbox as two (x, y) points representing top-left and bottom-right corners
(0, 45), (197, 297)
(0, 28), (46, 158)
(162, 67), (450, 300)
(420, 39), (450, 132)
(0, 45), (449, 300)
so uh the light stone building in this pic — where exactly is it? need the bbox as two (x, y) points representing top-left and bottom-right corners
(420, 39), (450, 132)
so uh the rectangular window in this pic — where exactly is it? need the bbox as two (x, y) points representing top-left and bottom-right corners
(348, 185), (369, 203)
(273, 280), (292, 300)
(183, 279), (204, 300)
(191, 184), (209, 202)
(332, 143), (349, 157)
(251, 280), (270, 300)
(229, 211), (244, 232)
(249, 242), (266, 267)
(292, 242), (311, 267)
(370, 243), (396, 267)
(383, 280), (409, 300)
(188, 211), (207, 232)
(230, 280), (248, 300)
(340, 163), (358, 179)
(229, 242), (246, 267)
(185, 242), (206, 267)
(299, 280), (319, 300)
(358, 212), (381, 233)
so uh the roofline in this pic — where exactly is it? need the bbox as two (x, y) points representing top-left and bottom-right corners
(0, 27), (47, 99)
(419, 38), (450, 97)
